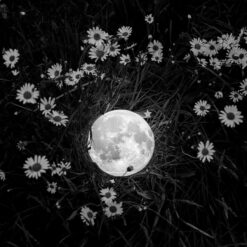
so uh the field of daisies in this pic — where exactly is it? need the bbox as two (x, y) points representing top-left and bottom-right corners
(1, 0), (247, 246)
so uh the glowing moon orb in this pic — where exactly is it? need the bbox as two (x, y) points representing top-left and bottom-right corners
(88, 110), (155, 176)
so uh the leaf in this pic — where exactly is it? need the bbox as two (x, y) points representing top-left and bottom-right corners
(136, 190), (153, 200)
(67, 209), (79, 221)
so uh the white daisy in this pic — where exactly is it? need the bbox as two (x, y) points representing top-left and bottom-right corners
(203, 40), (219, 57)
(239, 79), (247, 96)
(47, 110), (69, 127)
(99, 187), (117, 205)
(119, 54), (131, 65)
(80, 206), (97, 226)
(117, 26), (132, 41)
(227, 47), (247, 65)
(229, 90), (243, 103)
(47, 181), (57, 194)
(104, 201), (123, 218)
(88, 44), (109, 62)
(81, 63), (97, 75)
(197, 58), (208, 67)
(39, 97), (56, 115)
(3, 48), (20, 68)
(16, 140), (27, 151)
(11, 69), (19, 76)
(214, 91), (223, 99)
(135, 52), (148, 66)
(16, 83), (39, 104)
(70, 69), (84, 82)
(193, 100), (211, 116)
(143, 110), (152, 118)
(219, 105), (243, 128)
(209, 57), (222, 70)
(87, 26), (108, 46)
(217, 33), (239, 50)
(145, 14), (154, 24)
(108, 42), (121, 57)
(23, 155), (50, 179)
(47, 63), (62, 79)
(147, 40), (163, 55)
(190, 38), (207, 56)
(151, 50), (163, 63)
(0, 169), (6, 181)
(197, 140), (215, 163)
(56, 161), (71, 176)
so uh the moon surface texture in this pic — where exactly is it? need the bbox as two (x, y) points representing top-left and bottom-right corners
(88, 110), (155, 176)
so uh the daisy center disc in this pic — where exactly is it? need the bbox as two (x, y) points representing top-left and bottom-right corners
(109, 206), (117, 213)
(95, 50), (104, 58)
(87, 211), (93, 218)
(93, 33), (101, 40)
(53, 116), (62, 122)
(45, 104), (51, 110)
(31, 163), (42, 172)
(23, 91), (32, 99)
(201, 148), (209, 156)
(9, 55), (16, 62)
(122, 32), (128, 37)
(195, 44), (201, 50)
(153, 45), (159, 51)
(54, 70), (60, 77)
(105, 192), (111, 198)
(226, 112), (235, 120)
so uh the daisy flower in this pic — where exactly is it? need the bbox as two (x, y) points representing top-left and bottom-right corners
(23, 155), (50, 179)
(47, 63), (62, 79)
(88, 44), (109, 62)
(11, 70), (19, 76)
(217, 33), (239, 50)
(47, 110), (69, 127)
(39, 97), (56, 115)
(47, 182), (58, 194)
(119, 54), (131, 65)
(70, 69), (84, 82)
(239, 79), (247, 96)
(16, 83), (39, 104)
(193, 100), (211, 117)
(135, 52), (148, 66)
(209, 57), (222, 70)
(145, 14), (154, 24)
(87, 26), (108, 46)
(108, 42), (121, 57)
(56, 161), (71, 176)
(229, 90), (243, 103)
(214, 91), (223, 99)
(117, 26), (132, 41)
(16, 140), (27, 151)
(190, 38), (207, 56)
(82, 63), (97, 75)
(104, 201), (123, 218)
(0, 169), (6, 181)
(219, 105), (243, 128)
(203, 40), (219, 57)
(99, 187), (117, 205)
(151, 50), (163, 63)
(143, 109), (152, 119)
(147, 40), (163, 55)
(3, 48), (20, 68)
(197, 140), (215, 163)
(227, 47), (246, 65)
(80, 206), (97, 226)
(197, 58), (208, 67)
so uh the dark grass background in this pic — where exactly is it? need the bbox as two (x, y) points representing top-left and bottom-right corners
(1, 0), (247, 246)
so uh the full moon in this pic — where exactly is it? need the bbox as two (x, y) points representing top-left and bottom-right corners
(88, 109), (155, 177)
